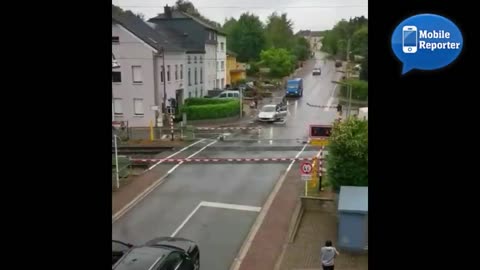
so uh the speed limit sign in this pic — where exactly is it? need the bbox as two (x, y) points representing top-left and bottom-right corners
(300, 162), (313, 175)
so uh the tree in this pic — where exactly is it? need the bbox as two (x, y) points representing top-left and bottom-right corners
(326, 118), (368, 192)
(135, 12), (146, 21)
(228, 13), (266, 62)
(292, 36), (311, 61)
(321, 17), (368, 60)
(265, 12), (295, 50)
(223, 17), (237, 35)
(259, 48), (295, 78)
(351, 25), (368, 57)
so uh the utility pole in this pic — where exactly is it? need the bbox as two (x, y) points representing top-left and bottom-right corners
(345, 38), (352, 117)
(161, 47), (167, 125)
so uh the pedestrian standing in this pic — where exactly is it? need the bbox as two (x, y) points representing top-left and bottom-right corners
(320, 240), (339, 270)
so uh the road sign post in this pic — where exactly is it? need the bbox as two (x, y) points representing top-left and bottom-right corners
(300, 161), (313, 196)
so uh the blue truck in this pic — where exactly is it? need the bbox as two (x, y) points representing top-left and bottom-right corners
(285, 78), (303, 97)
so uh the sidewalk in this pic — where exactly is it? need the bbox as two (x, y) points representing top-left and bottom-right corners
(235, 167), (368, 270)
(237, 166), (303, 270)
(276, 201), (368, 270)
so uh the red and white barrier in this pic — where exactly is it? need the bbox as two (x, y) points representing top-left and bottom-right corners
(130, 157), (324, 163)
(195, 127), (261, 131)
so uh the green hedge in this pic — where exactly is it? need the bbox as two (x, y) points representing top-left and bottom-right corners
(340, 79), (368, 101)
(184, 98), (233, 106)
(181, 98), (240, 120)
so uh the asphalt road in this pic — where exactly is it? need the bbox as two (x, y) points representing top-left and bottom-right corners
(112, 52), (339, 270)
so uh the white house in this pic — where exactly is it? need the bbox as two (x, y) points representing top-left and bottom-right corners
(216, 34), (227, 89)
(113, 6), (194, 126)
(149, 6), (227, 92)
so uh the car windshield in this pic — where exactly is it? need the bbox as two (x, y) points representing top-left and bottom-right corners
(262, 106), (276, 112)
(114, 247), (168, 270)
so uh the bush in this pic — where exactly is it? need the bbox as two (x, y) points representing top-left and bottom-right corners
(326, 118), (368, 192)
(181, 98), (240, 120)
(340, 79), (368, 101)
(184, 98), (231, 106)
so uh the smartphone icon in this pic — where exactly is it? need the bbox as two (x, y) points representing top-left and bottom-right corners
(402, 26), (417, 53)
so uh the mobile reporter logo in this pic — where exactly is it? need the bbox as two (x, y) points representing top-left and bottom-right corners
(391, 14), (463, 74)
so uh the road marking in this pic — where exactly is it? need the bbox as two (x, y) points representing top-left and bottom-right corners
(147, 139), (206, 171)
(201, 201), (262, 212)
(112, 139), (217, 224)
(166, 140), (218, 174)
(231, 143), (308, 270)
(170, 202), (203, 237)
(170, 201), (261, 237)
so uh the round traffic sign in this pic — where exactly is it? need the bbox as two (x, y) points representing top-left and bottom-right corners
(300, 162), (313, 174)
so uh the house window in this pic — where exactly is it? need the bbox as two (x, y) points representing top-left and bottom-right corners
(132, 66), (142, 83)
(187, 55), (191, 64)
(194, 56), (197, 63)
(195, 88), (198, 97)
(200, 67), (203, 83)
(216, 62), (219, 71)
(200, 56), (203, 63)
(209, 32), (212, 40)
(113, 98), (123, 115)
(167, 65), (171, 81)
(180, 65), (183, 79)
(160, 66), (164, 82)
(188, 68), (191, 86)
(188, 91), (192, 98)
(220, 42), (224, 51)
(200, 87), (203, 97)
(133, 98), (144, 115)
(221, 78), (224, 89)
(194, 68), (197, 85)
(221, 61), (224, 71)
(175, 65), (178, 80)
(112, 71), (121, 83)
(112, 36), (119, 43)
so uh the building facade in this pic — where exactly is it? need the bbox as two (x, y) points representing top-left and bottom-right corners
(149, 6), (227, 92)
(226, 51), (246, 86)
(112, 16), (157, 127)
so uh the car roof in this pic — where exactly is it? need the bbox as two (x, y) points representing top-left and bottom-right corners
(263, 104), (277, 108)
(113, 246), (171, 270)
(288, 78), (302, 82)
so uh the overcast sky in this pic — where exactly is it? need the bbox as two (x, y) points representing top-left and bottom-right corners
(113, 0), (368, 32)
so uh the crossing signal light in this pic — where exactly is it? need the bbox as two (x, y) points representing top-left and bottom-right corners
(310, 125), (332, 138)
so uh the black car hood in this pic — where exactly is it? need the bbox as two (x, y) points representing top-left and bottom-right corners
(145, 237), (196, 254)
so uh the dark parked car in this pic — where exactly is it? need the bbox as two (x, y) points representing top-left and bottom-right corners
(113, 237), (200, 270)
(335, 60), (342, 68)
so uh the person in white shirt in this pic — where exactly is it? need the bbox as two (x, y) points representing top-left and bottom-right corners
(320, 240), (340, 270)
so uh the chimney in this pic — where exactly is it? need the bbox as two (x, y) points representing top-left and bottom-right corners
(164, 5), (172, 19)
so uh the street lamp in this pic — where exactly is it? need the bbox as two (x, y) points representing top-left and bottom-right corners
(113, 134), (120, 190)
(332, 80), (353, 118)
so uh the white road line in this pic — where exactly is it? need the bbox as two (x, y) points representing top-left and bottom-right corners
(170, 202), (203, 237)
(286, 143), (308, 172)
(112, 139), (217, 223)
(324, 84), (339, 112)
(231, 142), (308, 270)
(166, 140), (218, 174)
(147, 139), (206, 171)
(170, 201), (261, 237)
(201, 201), (262, 212)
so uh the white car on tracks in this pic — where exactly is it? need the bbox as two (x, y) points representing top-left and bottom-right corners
(257, 104), (287, 122)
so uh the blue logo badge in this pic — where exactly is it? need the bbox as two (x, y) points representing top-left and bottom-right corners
(391, 14), (463, 74)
